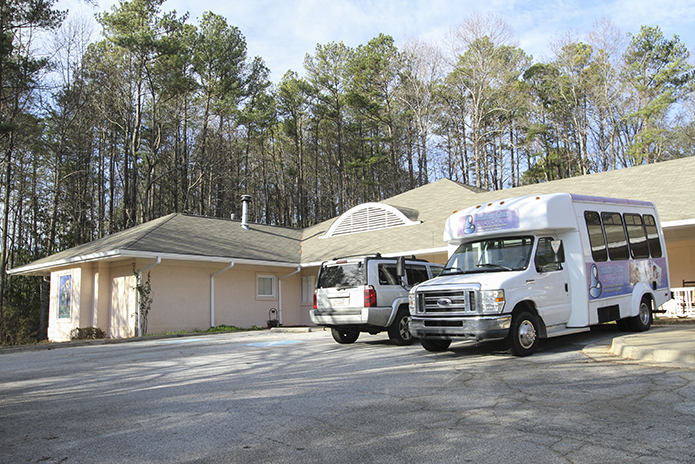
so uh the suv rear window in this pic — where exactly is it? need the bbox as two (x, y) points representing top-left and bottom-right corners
(317, 263), (365, 288)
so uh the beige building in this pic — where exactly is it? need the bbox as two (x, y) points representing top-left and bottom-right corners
(9, 156), (695, 341)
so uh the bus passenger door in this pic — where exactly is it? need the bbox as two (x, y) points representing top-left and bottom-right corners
(532, 237), (572, 327)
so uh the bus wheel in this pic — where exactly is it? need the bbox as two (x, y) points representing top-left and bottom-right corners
(421, 339), (451, 352)
(630, 298), (652, 332)
(507, 311), (539, 356)
(331, 328), (359, 344)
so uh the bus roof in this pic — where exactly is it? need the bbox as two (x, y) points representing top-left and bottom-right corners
(443, 193), (656, 243)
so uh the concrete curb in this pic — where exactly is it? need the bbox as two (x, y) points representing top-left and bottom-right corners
(610, 342), (695, 364)
(609, 327), (695, 364)
(270, 326), (328, 333)
(0, 330), (234, 354)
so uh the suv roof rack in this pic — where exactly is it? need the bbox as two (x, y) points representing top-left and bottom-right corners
(327, 253), (429, 263)
(330, 252), (382, 261)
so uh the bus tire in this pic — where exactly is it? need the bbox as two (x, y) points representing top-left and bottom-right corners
(630, 298), (652, 332)
(616, 318), (631, 331)
(421, 339), (451, 352)
(507, 311), (539, 356)
(331, 328), (359, 344)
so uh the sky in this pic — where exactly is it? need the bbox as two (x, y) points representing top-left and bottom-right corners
(55, 0), (695, 82)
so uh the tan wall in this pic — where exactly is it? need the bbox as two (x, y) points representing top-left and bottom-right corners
(665, 236), (695, 287)
(141, 261), (312, 335)
(413, 250), (449, 266)
(109, 262), (137, 338)
(93, 261), (111, 333)
(79, 264), (94, 328)
(145, 260), (212, 333)
(298, 269), (318, 326)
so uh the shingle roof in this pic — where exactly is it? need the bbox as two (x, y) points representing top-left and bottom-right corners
(453, 156), (695, 223)
(299, 179), (481, 263)
(10, 156), (695, 275)
(9, 214), (303, 275)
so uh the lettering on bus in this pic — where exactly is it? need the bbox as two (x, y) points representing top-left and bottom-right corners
(457, 209), (519, 236)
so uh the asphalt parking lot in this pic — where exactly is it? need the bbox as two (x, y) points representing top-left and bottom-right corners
(2, 328), (695, 463)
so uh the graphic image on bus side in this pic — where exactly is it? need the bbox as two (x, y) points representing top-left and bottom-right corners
(408, 193), (671, 356)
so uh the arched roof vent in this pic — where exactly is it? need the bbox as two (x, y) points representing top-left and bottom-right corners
(320, 202), (420, 239)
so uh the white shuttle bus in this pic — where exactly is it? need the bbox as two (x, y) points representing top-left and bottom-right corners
(408, 193), (671, 356)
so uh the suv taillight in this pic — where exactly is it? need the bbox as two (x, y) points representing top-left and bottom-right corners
(313, 290), (318, 310)
(364, 285), (377, 307)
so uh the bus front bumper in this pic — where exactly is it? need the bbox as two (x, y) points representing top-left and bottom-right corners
(409, 314), (512, 340)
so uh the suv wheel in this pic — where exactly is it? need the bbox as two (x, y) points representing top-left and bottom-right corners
(388, 309), (415, 346)
(331, 328), (359, 344)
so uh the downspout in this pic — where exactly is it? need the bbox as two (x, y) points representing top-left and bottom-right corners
(137, 257), (161, 337)
(210, 262), (235, 328)
(278, 266), (301, 326)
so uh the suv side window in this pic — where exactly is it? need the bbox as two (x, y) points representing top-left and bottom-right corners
(406, 265), (430, 285)
(378, 264), (399, 286)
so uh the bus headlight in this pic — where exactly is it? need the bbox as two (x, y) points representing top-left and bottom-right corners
(480, 290), (505, 313)
(408, 293), (417, 315)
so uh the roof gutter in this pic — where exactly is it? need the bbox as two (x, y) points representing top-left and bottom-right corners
(137, 257), (161, 337)
(661, 218), (695, 229)
(7, 249), (300, 276)
(278, 266), (301, 326)
(210, 262), (235, 328)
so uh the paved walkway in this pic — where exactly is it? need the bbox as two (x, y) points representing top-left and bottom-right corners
(581, 324), (695, 368)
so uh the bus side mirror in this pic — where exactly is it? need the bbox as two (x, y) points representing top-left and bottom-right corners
(551, 240), (565, 263)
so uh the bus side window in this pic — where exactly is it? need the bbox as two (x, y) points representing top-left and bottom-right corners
(644, 214), (662, 258)
(624, 213), (649, 259)
(584, 211), (607, 262)
(601, 212), (629, 260)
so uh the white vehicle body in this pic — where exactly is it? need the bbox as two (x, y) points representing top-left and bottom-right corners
(408, 193), (671, 355)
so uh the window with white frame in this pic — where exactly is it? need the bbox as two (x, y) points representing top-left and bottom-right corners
(257, 275), (276, 298)
(301, 275), (315, 304)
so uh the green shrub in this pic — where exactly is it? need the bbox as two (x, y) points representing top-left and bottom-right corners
(69, 327), (106, 340)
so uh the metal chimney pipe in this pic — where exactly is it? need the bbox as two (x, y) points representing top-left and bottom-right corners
(240, 195), (251, 230)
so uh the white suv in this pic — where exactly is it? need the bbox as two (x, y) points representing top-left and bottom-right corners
(310, 255), (443, 345)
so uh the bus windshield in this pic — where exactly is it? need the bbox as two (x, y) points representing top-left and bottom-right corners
(442, 236), (534, 274)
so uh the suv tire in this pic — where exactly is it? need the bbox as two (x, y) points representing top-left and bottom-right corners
(388, 309), (416, 346)
(331, 328), (359, 344)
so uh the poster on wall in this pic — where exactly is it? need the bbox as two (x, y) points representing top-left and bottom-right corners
(59, 275), (71, 319)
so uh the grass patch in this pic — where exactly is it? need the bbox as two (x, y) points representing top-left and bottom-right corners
(155, 325), (265, 336)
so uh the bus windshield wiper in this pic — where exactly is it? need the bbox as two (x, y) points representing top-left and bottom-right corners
(476, 263), (513, 271)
